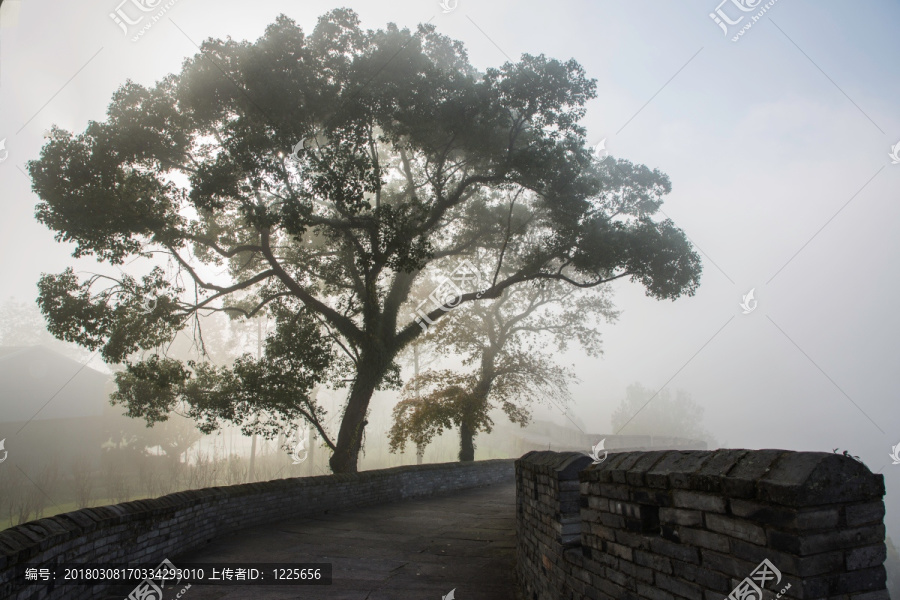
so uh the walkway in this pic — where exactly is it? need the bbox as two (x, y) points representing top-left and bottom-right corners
(107, 482), (517, 600)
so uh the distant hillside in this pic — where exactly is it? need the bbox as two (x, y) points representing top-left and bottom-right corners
(0, 345), (111, 423)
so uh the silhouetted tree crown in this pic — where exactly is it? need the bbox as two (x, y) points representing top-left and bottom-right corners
(29, 9), (702, 472)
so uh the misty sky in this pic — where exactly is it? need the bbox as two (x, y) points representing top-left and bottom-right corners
(0, 0), (898, 512)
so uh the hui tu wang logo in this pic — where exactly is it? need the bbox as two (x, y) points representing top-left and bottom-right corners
(889, 141), (900, 165)
(709, 0), (782, 42)
(0, 138), (8, 163)
(289, 140), (304, 163)
(291, 429), (309, 464)
(109, 0), (182, 42)
(0, 438), (7, 463)
(289, 131), (328, 164)
(740, 288), (757, 314)
(890, 442), (900, 465)
(140, 293), (158, 314)
(587, 439), (608, 465)
(438, 0), (458, 13)
(726, 559), (787, 600)
(413, 261), (484, 333)
(593, 139), (609, 161)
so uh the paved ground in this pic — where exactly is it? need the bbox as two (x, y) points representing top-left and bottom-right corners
(107, 482), (517, 600)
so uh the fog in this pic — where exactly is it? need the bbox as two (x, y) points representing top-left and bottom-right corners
(0, 0), (897, 581)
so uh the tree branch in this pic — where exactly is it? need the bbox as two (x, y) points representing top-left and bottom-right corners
(259, 228), (364, 345)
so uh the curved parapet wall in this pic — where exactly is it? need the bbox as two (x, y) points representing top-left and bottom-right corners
(511, 432), (708, 456)
(516, 449), (889, 600)
(0, 459), (514, 600)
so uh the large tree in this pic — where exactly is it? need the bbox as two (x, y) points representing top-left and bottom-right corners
(29, 9), (702, 473)
(389, 281), (616, 461)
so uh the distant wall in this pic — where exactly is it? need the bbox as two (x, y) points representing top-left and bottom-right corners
(516, 450), (889, 600)
(0, 459), (514, 600)
(509, 431), (707, 457)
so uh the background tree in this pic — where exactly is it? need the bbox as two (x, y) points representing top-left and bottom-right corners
(389, 281), (616, 461)
(0, 297), (92, 363)
(29, 9), (702, 473)
(392, 268), (445, 464)
(393, 338), (439, 464)
(610, 383), (718, 446)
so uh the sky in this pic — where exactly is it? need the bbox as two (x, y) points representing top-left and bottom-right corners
(0, 0), (898, 527)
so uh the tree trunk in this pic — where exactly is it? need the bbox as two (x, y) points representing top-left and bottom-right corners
(414, 343), (424, 466)
(306, 423), (315, 477)
(459, 419), (475, 462)
(247, 433), (257, 482)
(329, 358), (384, 473)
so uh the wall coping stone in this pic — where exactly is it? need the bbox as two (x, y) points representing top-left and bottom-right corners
(579, 449), (884, 506)
(518, 451), (593, 478)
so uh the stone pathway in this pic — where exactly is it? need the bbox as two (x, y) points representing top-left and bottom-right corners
(108, 482), (517, 600)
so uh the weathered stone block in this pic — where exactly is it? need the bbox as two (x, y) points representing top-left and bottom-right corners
(671, 560), (730, 592)
(633, 549), (672, 575)
(655, 572), (703, 600)
(846, 544), (886, 571)
(606, 541), (633, 562)
(678, 526), (731, 553)
(730, 538), (844, 577)
(659, 507), (702, 528)
(650, 537), (700, 565)
(720, 449), (786, 499)
(845, 502), (886, 528)
(671, 490), (726, 513)
(616, 557), (653, 583)
(768, 524), (885, 556)
(705, 513), (766, 545)
(636, 581), (676, 600)
(598, 484), (631, 501)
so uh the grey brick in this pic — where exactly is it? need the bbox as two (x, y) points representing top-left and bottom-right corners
(671, 560), (730, 592)
(846, 545), (886, 571)
(849, 590), (891, 600)
(705, 513), (766, 545)
(655, 572), (703, 600)
(637, 581), (675, 600)
(659, 507), (702, 527)
(633, 549), (672, 575)
(845, 502), (886, 528)
(768, 524), (885, 556)
(720, 449), (787, 499)
(605, 541), (633, 562)
(678, 527), (731, 553)
(650, 537), (700, 565)
(671, 490), (726, 513)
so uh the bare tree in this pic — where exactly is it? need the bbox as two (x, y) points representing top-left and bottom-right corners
(102, 462), (131, 504)
(70, 455), (95, 509)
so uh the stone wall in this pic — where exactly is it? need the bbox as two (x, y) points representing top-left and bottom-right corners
(511, 432), (707, 458)
(0, 459), (513, 600)
(517, 450), (889, 600)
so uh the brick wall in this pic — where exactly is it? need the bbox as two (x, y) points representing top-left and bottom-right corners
(0, 459), (513, 600)
(517, 450), (889, 600)
(512, 431), (708, 456)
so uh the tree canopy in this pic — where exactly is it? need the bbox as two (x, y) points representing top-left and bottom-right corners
(29, 9), (702, 472)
